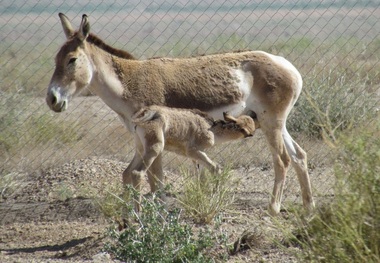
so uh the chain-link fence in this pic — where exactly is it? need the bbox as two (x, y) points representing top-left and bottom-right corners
(1, 1), (379, 216)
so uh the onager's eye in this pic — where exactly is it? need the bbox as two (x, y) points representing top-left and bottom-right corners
(68, 57), (77, 65)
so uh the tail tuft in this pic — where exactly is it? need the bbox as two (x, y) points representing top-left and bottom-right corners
(132, 108), (158, 123)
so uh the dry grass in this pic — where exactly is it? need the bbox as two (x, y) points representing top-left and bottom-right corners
(177, 167), (239, 224)
(0, 96), (133, 174)
(281, 118), (380, 263)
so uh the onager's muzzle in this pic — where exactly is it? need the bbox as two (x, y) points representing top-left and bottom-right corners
(46, 87), (68, 112)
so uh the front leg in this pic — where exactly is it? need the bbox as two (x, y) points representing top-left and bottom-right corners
(131, 144), (163, 211)
(133, 126), (165, 189)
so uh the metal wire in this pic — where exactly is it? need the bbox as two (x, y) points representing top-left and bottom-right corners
(0, 1), (379, 212)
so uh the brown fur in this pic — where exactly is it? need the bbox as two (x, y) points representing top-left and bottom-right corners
(110, 51), (297, 112)
(46, 14), (315, 215)
(112, 55), (249, 111)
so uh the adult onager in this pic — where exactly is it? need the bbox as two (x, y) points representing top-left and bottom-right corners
(46, 13), (315, 215)
(129, 106), (258, 194)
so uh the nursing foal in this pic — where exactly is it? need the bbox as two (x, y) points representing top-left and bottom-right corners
(128, 106), (259, 193)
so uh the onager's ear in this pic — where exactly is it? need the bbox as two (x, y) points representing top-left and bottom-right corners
(59, 13), (74, 39)
(78, 14), (90, 41)
(223, 112), (237, 123)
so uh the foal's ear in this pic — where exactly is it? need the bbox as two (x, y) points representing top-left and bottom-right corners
(59, 13), (74, 39)
(78, 14), (90, 41)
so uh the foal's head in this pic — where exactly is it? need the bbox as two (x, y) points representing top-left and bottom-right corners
(212, 112), (258, 141)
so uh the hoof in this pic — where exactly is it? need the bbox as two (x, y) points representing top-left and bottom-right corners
(268, 204), (281, 216)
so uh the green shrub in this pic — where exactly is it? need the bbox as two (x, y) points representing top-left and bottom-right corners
(104, 189), (228, 262)
(287, 119), (380, 262)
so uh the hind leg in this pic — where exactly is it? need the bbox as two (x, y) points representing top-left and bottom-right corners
(261, 123), (291, 215)
(132, 128), (164, 188)
(283, 128), (315, 213)
(123, 134), (144, 186)
(147, 153), (164, 193)
(186, 148), (221, 175)
(147, 153), (167, 205)
(124, 128), (164, 211)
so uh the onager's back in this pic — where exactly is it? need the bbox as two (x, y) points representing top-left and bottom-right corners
(128, 105), (258, 194)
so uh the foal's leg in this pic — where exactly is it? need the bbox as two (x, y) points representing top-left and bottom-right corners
(132, 127), (165, 194)
(123, 129), (164, 211)
(261, 124), (291, 216)
(191, 160), (201, 174)
(146, 153), (169, 206)
(122, 134), (144, 186)
(283, 127), (315, 213)
(186, 148), (221, 175)
(133, 127), (164, 169)
(147, 153), (164, 193)
(121, 135), (145, 212)
(134, 130), (164, 211)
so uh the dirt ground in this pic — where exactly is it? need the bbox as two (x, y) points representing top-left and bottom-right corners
(0, 157), (118, 262)
(0, 156), (305, 263)
(0, 97), (331, 262)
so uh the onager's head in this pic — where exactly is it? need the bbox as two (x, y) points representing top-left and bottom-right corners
(213, 112), (259, 141)
(46, 13), (93, 112)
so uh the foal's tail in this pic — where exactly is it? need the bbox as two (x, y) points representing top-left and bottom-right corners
(132, 108), (158, 124)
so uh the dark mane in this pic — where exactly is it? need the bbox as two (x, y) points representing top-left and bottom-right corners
(85, 33), (136, 60)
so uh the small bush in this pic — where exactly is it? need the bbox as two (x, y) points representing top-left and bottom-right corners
(287, 119), (380, 262)
(288, 68), (378, 139)
(104, 189), (228, 262)
(0, 172), (28, 201)
(178, 167), (238, 224)
(91, 184), (131, 219)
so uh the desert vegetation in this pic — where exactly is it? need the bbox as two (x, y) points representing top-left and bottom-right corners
(282, 118), (380, 263)
(0, 3), (379, 262)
